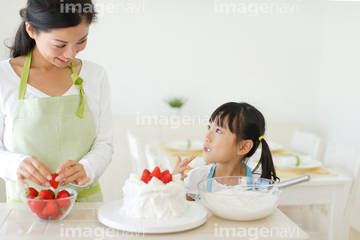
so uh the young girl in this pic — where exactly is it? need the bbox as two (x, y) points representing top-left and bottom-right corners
(175, 102), (278, 201)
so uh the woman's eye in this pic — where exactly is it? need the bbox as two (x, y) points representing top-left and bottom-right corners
(78, 39), (87, 44)
(56, 45), (66, 48)
(207, 125), (211, 130)
(216, 128), (222, 133)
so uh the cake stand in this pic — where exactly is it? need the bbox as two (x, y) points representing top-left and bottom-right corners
(97, 199), (207, 233)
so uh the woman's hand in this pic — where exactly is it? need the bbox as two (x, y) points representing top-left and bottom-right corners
(172, 155), (196, 180)
(55, 160), (90, 186)
(17, 156), (53, 188)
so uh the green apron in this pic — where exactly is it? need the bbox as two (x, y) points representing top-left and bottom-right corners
(6, 49), (103, 202)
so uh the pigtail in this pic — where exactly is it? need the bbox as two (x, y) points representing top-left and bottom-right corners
(257, 139), (278, 181)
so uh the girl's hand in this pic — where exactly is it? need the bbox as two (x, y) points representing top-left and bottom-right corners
(17, 156), (53, 188)
(172, 155), (196, 180)
(55, 160), (90, 186)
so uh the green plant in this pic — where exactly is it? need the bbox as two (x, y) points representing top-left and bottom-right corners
(164, 96), (186, 108)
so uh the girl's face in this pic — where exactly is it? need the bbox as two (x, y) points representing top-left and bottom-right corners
(203, 120), (240, 164)
(26, 19), (89, 68)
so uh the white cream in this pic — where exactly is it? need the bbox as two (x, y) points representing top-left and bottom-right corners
(120, 174), (188, 219)
(203, 189), (279, 221)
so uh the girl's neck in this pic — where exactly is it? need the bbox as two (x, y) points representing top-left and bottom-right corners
(214, 161), (246, 177)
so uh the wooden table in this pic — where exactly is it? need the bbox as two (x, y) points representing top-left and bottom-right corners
(0, 202), (309, 240)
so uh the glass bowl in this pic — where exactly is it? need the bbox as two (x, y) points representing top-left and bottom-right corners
(198, 176), (282, 221)
(21, 188), (77, 221)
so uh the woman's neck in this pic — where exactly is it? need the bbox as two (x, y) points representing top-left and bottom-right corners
(214, 160), (246, 177)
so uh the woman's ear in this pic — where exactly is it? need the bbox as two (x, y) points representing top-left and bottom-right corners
(25, 22), (35, 39)
(237, 139), (253, 156)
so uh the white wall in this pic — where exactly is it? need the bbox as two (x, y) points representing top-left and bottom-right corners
(84, 0), (323, 122)
(0, 0), (323, 121)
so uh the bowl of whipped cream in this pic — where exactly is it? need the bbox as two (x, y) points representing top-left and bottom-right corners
(198, 176), (282, 221)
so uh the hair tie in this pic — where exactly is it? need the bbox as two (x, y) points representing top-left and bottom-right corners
(259, 136), (264, 141)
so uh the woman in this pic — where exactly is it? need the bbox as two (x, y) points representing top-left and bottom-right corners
(0, 0), (113, 202)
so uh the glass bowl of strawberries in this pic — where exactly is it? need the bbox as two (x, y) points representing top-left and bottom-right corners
(21, 187), (77, 221)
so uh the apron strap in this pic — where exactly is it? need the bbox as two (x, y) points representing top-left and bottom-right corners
(75, 184), (101, 202)
(70, 62), (85, 118)
(245, 164), (253, 187)
(206, 164), (217, 191)
(18, 49), (33, 100)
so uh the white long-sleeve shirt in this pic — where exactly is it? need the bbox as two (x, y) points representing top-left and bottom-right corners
(0, 59), (114, 186)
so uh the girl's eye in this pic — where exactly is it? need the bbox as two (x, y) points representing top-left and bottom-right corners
(207, 125), (211, 130)
(55, 45), (66, 48)
(216, 128), (222, 133)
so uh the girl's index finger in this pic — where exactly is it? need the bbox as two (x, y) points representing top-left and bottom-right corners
(184, 155), (196, 163)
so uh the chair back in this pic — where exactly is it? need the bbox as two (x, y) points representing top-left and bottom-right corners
(290, 129), (321, 159)
(145, 144), (172, 171)
(323, 142), (360, 240)
(126, 129), (147, 175)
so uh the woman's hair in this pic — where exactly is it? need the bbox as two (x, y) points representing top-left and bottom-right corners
(209, 102), (278, 181)
(9, 0), (97, 58)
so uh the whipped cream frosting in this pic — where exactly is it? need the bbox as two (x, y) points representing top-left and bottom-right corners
(120, 173), (188, 219)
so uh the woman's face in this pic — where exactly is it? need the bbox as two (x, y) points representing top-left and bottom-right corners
(27, 19), (89, 68)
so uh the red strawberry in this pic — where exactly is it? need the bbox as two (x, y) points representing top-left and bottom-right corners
(27, 195), (35, 210)
(26, 187), (38, 197)
(141, 174), (151, 183)
(39, 189), (54, 200)
(141, 169), (151, 183)
(31, 196), (46, 213)
(49, 174), (59, 189)
(57, 198), (71, 211)
(36, 211), (48, 219)
(51, 210), (63, 220)
(48, 189), (55, 198)
(161, 170), (170, 176)
(161, 173), (173, 184)
(57, 190), (70, 199)
(140, 169), (151, 183)
(42, 200), (59, 216)
(150, 166), (162, 180)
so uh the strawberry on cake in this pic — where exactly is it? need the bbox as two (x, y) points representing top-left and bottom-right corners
(119, 167), (188, 219)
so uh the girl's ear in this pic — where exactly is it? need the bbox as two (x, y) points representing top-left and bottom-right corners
(25, 22), (35, 39)
(237, 139), (253, 156)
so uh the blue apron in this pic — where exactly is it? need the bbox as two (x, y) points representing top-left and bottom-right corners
(206, 163), (253, 192)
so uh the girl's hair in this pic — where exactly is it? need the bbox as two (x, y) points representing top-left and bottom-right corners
(209, 102), (278, 181)
(9, 0), (97, 58)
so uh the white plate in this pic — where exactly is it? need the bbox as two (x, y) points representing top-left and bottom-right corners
(166, 140), (203, 151)
(273, 155), (322, 170)
(98, 199), (207, 233)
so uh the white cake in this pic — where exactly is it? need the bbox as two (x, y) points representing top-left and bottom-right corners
(119, 173), (188, 219)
